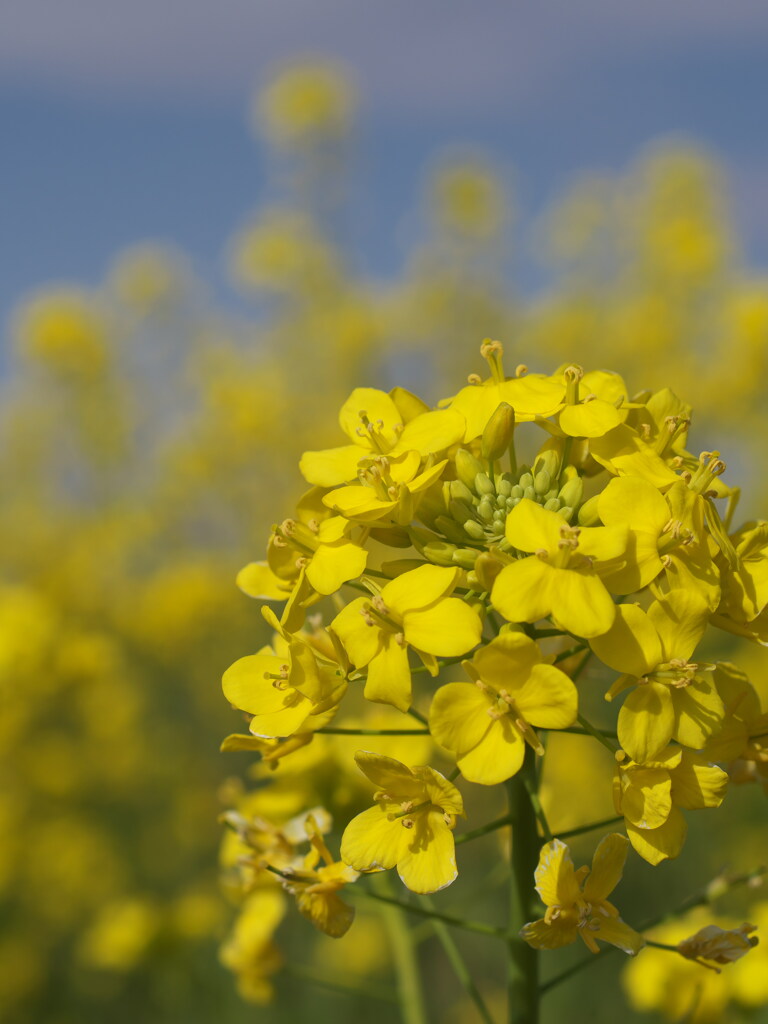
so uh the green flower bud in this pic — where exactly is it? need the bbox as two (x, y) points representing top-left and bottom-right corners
(534, 469), (551, 495)
(497, 476), (513, 497)
(450, 479), (475, 505)
(558, 476), (584, 509)
(533, 449), (560, 479)
(435, 515), (470, 544)
(523, 486), (535, 501)
(463, 519), (486, 541)
(475, 472), (495, 496)
(543, 498), (561, 512)
(510, 485), (524, 500)
(577, 494), (601, 527)
(455, 448), (485, 491)
(481, 401), (515, 462)
(449, 498), (475, 523)
(477, 497), (495, 523)
(423, 541), (459, 566)
(452, 547), (480, 569)
(518, 472), (533, 490)
(558, 506), (574, 520)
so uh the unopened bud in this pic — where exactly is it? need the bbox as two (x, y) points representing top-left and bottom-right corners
(533, 450), (560, 479)
(481, 402), (515, 461)
(474, 552), (505, 591)
(475, 472), (495, 496)
(534, 469), (551, 495)
(450, 479), (475, 505)
(543, 498), (561, 512)
(577, 494), (601, 527)
(463, 520), (486, 541)
(455, 448), (485, 491)
(435, 515), (470, 544)
(477, 497), (495, 523)
(558, 476), (584, 509)
(423, 540), (459, 566)
(453, 547), (479, 569)
(518, 472), (533, 490)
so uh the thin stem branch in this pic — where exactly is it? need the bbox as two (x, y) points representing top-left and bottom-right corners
(284, 964), (399, 1004)
(418, 896), (496, 1024)
(355, 887), (510, 939)
(456, 813), (514, 846)
(553, 644), (588, 664)
(522, 770), (554, 843)
(558, 815), (625, 840)
(576, 713), (618, 754)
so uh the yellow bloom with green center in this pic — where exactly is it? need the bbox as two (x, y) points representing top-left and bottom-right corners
(428, 632), (578, 784)
(591, 591), (724, 762)
(300, 387), (463, 487)
(331, 564), (483, 712)
(613, 745), (728, 865)
(281, 817), (359, 938)
(223, 611), (346, 738)
(521, 833), (644, 955)
(323, 451), (448, 525)
(340, 752), (464, 894)
(491, 498), (627, 638)
(597, 476), (720, 605)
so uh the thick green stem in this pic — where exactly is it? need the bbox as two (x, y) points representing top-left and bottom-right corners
(506, 749), (540, 1024)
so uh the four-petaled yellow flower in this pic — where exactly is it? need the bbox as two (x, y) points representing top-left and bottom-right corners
(613, 745), (728, 865)
(491, 498), (627, 638)
(428, 632), (578, 784)
(331, 564), (483, 712)
(300, 387), (463, 487)
(591, 591), (724, 762)
(340, 752), (464, 893)
(521, 834), (645, 955)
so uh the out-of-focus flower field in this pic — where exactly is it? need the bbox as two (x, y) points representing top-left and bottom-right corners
(2, 63), (767, 1024)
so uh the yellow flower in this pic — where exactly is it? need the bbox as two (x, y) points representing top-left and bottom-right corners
(340, 752), (464, 894)
(331, 565), (482, 712)
(323, 452), (447, 525)
(554, 366), (629, 439)
(491, 498), (627, 638)
(428, 632), (578, 784)
(521, 833), (644, 955)
(589, 422), (681, 489)
(613, 745), (727, 865)
(280, 817), (358, 938)
(300, 387), (463, 488)
(255, 62), (356, 149)
(219, 889), (285, 1004)
(591, 591), (724, 762)
(713, 520), (768, 641)
(597, 477), (720, 606)
(222, 611), (346, 738)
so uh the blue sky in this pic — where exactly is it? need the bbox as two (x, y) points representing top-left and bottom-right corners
(2, 0), (768, 325)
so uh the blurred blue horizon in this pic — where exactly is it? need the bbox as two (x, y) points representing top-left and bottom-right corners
(2, 0), (768, 328)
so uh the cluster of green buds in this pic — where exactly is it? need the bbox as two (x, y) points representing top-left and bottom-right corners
(415, 401), (585, 576)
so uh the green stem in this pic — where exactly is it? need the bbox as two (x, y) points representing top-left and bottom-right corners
(521, 770), (553, 842)
(506, 748), (540, 1024)
(558, 815), (624, 840)
(407, 707), (429, 725)
(373, 876), (428, 1024)
(553, 644), (588, 664)
(356, 887), (509, 939)
(576, 713), (618, 754)
(418, 896), (496, 1024)
(456, 813), (514, 845)
(570, 648), (593, 683)
(315, 727), (430, 736)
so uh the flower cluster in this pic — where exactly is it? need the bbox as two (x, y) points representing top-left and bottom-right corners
(221, 339), (766, 1008)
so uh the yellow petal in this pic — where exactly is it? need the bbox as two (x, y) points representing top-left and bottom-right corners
(404, 598), (482, 657)
(249, 695), (314, 738)
(457, 717), (525, 785)
(504, 498), (563, 553)
(521, 916), (578, 950)
(648, 590), (709, 662)
(340, 804), (410, 872)
(222, 654), (295, 715)
(598, 476), (670, 534)
(549, 567), (617, 639)
(323, 485), (396, 521)
(672, 675), (725, 750)
(306, 538), (367, 595)
(618, 768), (672, 829)
(516, 664), (578, 729)
(590, 424), (680, 489)
(429, 682), (492, 757)
(397, 809), (458, 894)
(299, 444), (365, 487)
(534, 838), (581, 907)
(395, 409), (464, 456)
(339, 387), (401, 448)
(411, 766), (465, 816)
(559, 400), (623, 438)
(473, 631), (541, 690)
(618, 682), (675, 762)
(670, 752), (728, 810)
(236, 561), (289, 600)
(295, 891), (355, 938)
(583, 833), (629, 902)
(576, 524), (628, 564)
(591, 915), (645, 956)
(600, 530), (663, 595)
(626, 806), (687, 865)
(364, 635), (413, 712)
(331, 597), (382, 667)
(492, 557), (554, 625)
(591, 604), (662, 677)
(382, 564), (459, 616)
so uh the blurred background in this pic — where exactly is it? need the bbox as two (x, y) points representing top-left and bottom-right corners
(2, 3), (768, 1022)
